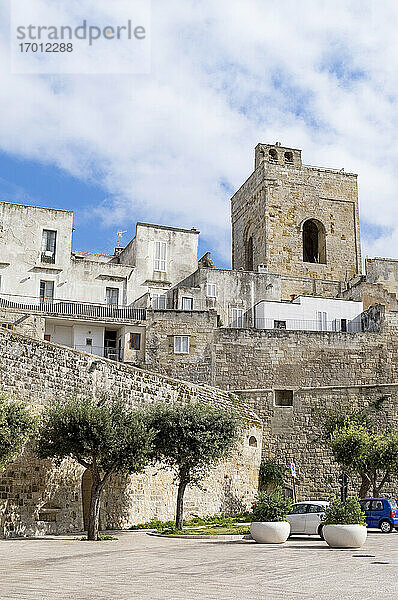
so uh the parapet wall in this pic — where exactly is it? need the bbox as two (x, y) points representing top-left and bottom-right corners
(0, 329), (262, 537)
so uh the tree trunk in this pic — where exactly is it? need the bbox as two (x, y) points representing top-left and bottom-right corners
(86, 461), (106, 542)
(373, 472), (389, 497)
(175, 480), (187, 530)
(359, 473), (371, 498)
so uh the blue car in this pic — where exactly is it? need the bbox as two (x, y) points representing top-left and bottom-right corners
(359, 498), (398, 533)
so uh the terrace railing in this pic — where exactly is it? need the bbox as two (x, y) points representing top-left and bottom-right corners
(254, 317), (362, 332)
(0, 293), (147, 322)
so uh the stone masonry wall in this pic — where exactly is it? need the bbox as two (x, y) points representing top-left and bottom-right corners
(0, 328), (262, 537)
(231, 146), (362, 283)
(143, 305), (398, 499)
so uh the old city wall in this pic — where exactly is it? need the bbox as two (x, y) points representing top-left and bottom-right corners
(212, 308), (398, 499)
(144, 306), (398, 499)
(0, 328), (262, 537)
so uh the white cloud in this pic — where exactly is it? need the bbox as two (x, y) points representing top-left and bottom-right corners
(1, 0), (398, 264)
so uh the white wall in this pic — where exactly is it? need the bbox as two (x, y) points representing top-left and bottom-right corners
(120, 223), (199, 301)
(73, 324), (105, 356)
(0, 202), (135, 307)
(255, 296), (363, 331)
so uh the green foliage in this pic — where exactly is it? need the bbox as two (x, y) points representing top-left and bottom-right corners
(147, 403), (242, 485)
(131, 518), (176, 531)
(315, 402), (371, 441)
(322, 496), (366, 526)
(36, 397), (153, 475)
(168, 524), (250, 536)
(131, 511), (253, 531)
(37, 396), (155, 541)
(330, 421), (398, 496)
(0, 396), (34, 470)
(252, 490), (292, 522)
(79, 533), (118, 541)
(259, 459), (285, 490)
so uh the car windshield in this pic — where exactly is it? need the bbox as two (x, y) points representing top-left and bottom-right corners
(389, 499), (398, 510)
(289, 504), (307, 514)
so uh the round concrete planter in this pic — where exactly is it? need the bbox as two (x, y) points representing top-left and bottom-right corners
(323, 524), (367, 549)
(250, 521), (290, 544)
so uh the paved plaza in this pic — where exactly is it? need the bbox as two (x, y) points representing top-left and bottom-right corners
(0, 530), (397, 600)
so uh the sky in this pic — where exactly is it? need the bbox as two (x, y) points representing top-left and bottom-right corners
(0, 0), (398, 267)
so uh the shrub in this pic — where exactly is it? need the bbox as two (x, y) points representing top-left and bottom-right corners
(252, 490), (292, 522)
(322, 496), (366, 526)
(259, 459), (285, 491)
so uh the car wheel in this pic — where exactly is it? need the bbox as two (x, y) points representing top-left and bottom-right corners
(318, 525), (324, 540)
(380, 520), (393, 533)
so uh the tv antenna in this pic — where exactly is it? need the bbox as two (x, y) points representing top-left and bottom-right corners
(117, 230), (127, 247)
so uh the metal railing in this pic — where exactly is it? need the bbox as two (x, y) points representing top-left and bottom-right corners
(73, 345), (122, 361)
(0, 293), (146, 322)
(254, 318), (362, 332)
(151, 297), (218, 311)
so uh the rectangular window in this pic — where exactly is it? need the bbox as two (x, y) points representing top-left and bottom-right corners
(106, 287), (119, 306)
(231, 308), (244, 328)
(206, 283), (216, 298)
(174, 335), (189, 354)
(40, 280), (54, 302)
(154, 241), (167, 272)
(340, 318), (347, 332)
(152, 293), (167, 309)
(182, 297), (193, 311)
(274, 320), (286, 329)
(44, 334), (51, 341)
(41, 230), (57, 264)
(86, 338), (93, 346)
(130, 333), (141, 350)
(274, 390), (294, 407)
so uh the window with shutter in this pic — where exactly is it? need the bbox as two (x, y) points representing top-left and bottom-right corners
(206, 283), (216, 298)
(154, 241), (167, 272)
(41, 230), (57, 263)
(231, 308), (244, 328)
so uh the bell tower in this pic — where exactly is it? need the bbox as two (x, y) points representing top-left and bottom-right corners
(231, 142), (361, 283)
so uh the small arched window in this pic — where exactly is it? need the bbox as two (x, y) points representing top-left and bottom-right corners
(303, 219), (326, 264)
(246, 236), (254, 271)
(284, 151), (293, 164)
(269, 149), (278, 162)
(249, 436), (258, 447)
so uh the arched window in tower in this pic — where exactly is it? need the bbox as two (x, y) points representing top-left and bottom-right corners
(284, 151), (293, 164)
(303, 219), (326, 264)
(269, 148), (278, 162)
(246, 236), (254, 271)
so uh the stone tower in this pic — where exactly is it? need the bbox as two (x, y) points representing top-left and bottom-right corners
(231, 142), (362, 282)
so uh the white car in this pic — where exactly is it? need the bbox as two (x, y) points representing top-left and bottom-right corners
(287, 501), (329, 538)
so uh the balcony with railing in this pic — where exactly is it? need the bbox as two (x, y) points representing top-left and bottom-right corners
(0, 293), (147, 322)
(255, 317), (362, 333)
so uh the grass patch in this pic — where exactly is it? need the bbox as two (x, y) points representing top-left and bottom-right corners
(130, 512), (253, 533)
(180, 524), (250, 536)
(79, 534), (118, 541)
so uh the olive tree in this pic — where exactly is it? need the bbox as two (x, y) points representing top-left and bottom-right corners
(0, 396), (34, 470)
(330, 421), (398, 497)
(36, 397), (154, 540)
(148, 402), (241, 529)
